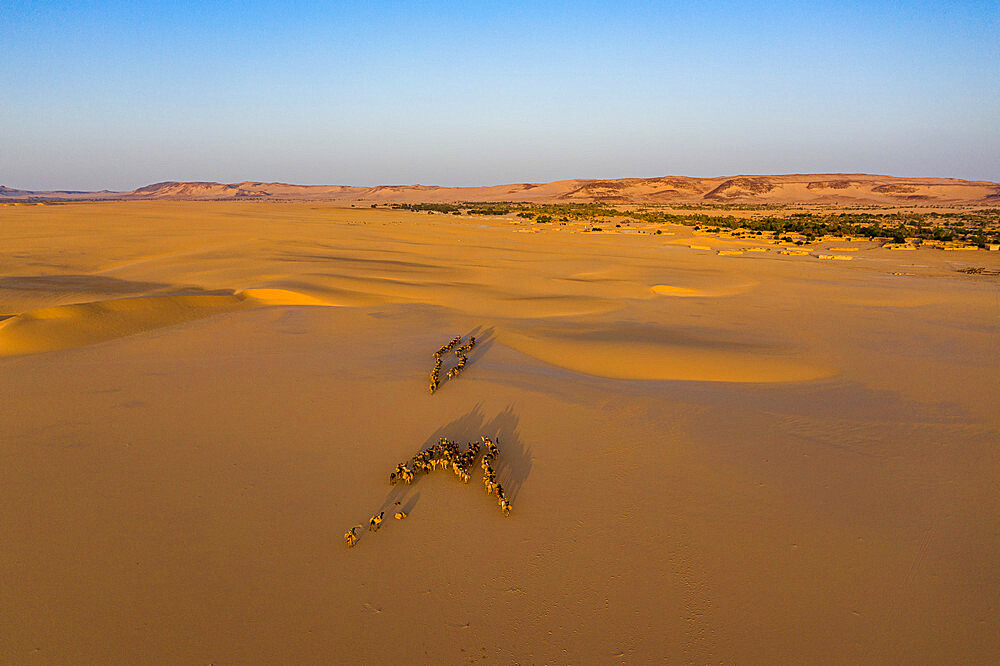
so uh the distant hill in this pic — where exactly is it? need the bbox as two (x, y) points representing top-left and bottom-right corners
(3, 174), (998, 205)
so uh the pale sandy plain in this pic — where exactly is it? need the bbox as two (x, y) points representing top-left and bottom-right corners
(2, 201), (999, 662)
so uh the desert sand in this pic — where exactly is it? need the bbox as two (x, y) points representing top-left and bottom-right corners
(2, 201), (999, 662)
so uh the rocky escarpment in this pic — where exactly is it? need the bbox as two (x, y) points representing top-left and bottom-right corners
(2, 174), (997, 204)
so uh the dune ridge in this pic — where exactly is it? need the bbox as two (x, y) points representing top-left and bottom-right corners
(0, 288), (354, 356)
(651, 281), (757, 297)
(0, 293), (253, 356)
(500, 326), (835, 383)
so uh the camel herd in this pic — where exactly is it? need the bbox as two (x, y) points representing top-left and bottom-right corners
(346, 435), (510, 548)
(345, 334), (511, 550)
(429, 334), (477, 393)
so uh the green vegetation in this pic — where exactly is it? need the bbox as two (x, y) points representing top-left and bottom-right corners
(394, 203), (463, 213)
(391, 201), (999, 245)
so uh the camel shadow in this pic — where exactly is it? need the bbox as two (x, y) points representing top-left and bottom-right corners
(401, 492), (420, 514)
(464, 325), (496, 360)
(378, 403), (532, 511)
(378, 491), (421, 522)
(482, 404), (531, 502)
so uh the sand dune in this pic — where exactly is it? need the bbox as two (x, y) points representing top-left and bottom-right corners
(651, 280), (757, 298)
(0, 292), (253, 356)
(500, 325), (834, 382)
(3, 172), (997, 204)
(2, 201), (998, 662)
(651, 284), (703, 296)
(0, 288), (360, 356)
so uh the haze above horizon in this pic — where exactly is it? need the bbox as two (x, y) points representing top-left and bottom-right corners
(2, 1), (998, 190)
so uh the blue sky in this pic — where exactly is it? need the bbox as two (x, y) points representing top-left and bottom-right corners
(2, 0), (997, 189)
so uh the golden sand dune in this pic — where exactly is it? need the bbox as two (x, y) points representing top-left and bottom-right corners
(0, 292), (254, 356)
(2, 201), (999, 662)
(651, 284), (703, 296)
(0, 278), (627, 357)
(500, 325), (835, 382)
(0, 287), (360, 356)
(650, 279), (757, 298)
(241, 284), (383, 307)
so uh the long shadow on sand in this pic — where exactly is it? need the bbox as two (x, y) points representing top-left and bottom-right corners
(0, 274), (170, 294)
(464, 325), (496, 358)
(379, 403), (532, 513)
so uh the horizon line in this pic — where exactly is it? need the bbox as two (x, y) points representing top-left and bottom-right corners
(5, 171), (1000, 193)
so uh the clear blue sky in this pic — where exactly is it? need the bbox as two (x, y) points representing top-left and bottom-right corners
(2, 0), (998, 190)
